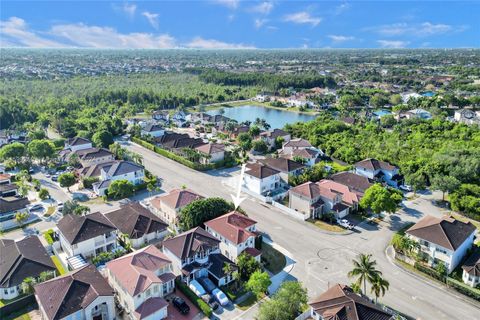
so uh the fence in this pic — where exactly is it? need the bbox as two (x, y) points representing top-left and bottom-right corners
(0, 294), (36, 318)
(271, 201), (309, 221)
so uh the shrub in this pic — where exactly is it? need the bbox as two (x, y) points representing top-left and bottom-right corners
(175, 279), (212, 317)
(82, 177), (99, 189)
(414, 262), (445, 282)
(446, 277), (480, 301)
(43, 229), (55, 245)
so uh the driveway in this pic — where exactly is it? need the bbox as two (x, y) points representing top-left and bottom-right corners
(165, 291), (201, 320)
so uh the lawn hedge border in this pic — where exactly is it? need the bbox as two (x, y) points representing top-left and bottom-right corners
(175, 279), (212, 317)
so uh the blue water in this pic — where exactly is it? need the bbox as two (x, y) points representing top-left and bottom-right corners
(373, 109), (392, 117)
(421, 91), (435, 97)
(208, 105), (317, 129)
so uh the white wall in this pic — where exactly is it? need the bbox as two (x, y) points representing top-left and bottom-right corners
(59, 230), (118, 258)
(243, 173), (279, 195)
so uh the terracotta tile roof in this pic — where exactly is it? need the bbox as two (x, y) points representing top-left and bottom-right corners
(106, 245), (173, 296)
(354, 158), (397, 172)
(283, 138), (312, 149)
(150, 189), (203, 211)
(195, 143), (225, 155)
(57, 211), (117, 245)
(105, 202), (167, 240)
(330, 172), (373, 194)
(317, 180), (360, 206)
(309, 284), (393, 320)
(205, 211), (257, 245)
(462, 249), (480, 277)
(244, 247), (261, 257)
(245, 162), (280, 179)
(290, 181), (323, 199)
(34, 264), (113, 320)
(406, 216), (476, 251)
(162, 227), (219, 260)
(0, 236), (56, 288)
(260, 157), (305, 173)
(133, 297), (168, 320)
(0, 173), (11, 180)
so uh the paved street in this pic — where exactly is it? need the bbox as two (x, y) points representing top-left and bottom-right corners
(125, 142), (480, 320)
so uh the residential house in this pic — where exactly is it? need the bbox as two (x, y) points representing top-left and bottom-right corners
(330, 172), (373, 195)
(150, 189), (204, 226)
(194, 143), (225, 164)
(282, 138), (313, 154)
(205, 211), (261, 262)
(288, 182), (325, 219)
(106, 246), (175, 320)
(406, 108), (432, 120)
(0, 236), (56, 300)
(406, 216), (476, 273)
(141, 123), (165, 138)
(73, 148), (115, 167)
(65, 137), (93, 152)
(79, 161), (117, 180)
(0, 173), (11, 185)
(0, 196), (30, 224)
(462, 249), (480, 288)
(454, 109), (480, 125)
(0, 182), (18, 197)
(279, 148), (320, 167)
(171, 111), (188, 127)
(309, 284), (394, 320)
(93, 161), (145, 196)
(152, 111), (169, 122)
(57, 211), (119, 260)
(35, 264), (115, 320)
(243, 162), (281, 197)
(260, 157), (305, 184)
(354, 158), (403, 187)
(162, 227), (236, 286)
(105, 202), (169, 249)
(154, 132), (189, 146)
(259, 129), (291, 150)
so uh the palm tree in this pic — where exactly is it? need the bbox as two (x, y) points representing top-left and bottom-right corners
(348, 253), (382, 295)
(370, 275), (390, 303)
(15, 211), (29, 229)
(39, 271), (54, 282)
(21, 277), (36, 295)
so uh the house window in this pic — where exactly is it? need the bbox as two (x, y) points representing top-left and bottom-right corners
(154, 285), (159, 293)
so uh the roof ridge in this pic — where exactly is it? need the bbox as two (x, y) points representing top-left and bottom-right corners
(438, 220), (455, 250)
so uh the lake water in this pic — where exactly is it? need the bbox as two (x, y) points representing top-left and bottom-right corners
(207, 105), (317, 129)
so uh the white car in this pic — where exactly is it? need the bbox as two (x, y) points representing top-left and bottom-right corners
(399, 185), (412, 192)
(189, 280), (206, 297)
(212, 288), (230, 306)
(337, 219), (354, 230)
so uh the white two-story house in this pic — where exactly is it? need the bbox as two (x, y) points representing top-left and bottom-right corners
(406, 216), (477, 274)
(57, 211), (119, 261)
(65, 137), (93, 152)
(462, 249), (480, 288)
(106, 245), (175, 320)
(93, 160), (145, 196)
(205, 211), (261, 262)
(243, 162), (281, 197)
(162, 227), (237, 286)
(150, 189), (204, 227)
(35, 264), (115, 320)
(354, 158), (403, 188)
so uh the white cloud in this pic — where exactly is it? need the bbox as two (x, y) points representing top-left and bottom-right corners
(250, 2), (273, 15)
(0, 17), (67, 47)
(254, 18), (268, 29)
(328, 35), (354, 43)
(283, 12), (322, 27)
(377, 40), (409, 48)
(142, 11), (159, 29)
(186, 37), (255, 49)
(335, 3), (350, 15)
(121, 3), (137, 18)
(370, 22), (458, 37)
(213, 0), (239, 9)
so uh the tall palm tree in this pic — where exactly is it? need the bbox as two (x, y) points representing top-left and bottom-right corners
(21, 277), (36, 295)
(370, 275), (390, 303)
(348, 253), (382, 295)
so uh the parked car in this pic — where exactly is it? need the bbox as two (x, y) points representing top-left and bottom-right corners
(197, 277), (216, 294)
(201, 294), (220, 311)
(189, 279), (207, 297)
(57, 202), (64, 212)
(399, 184), (412, 192)
(337, 219), (354, 230)
(172, 296), (190, 315)
(52, 175), (58, 182)
(212, 288), (230, 306)
(28, 204), (44, 212)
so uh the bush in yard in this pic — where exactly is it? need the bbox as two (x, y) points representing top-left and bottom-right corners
(179, 197), (234, 230)
(252, 140), (268, 154)
(246, 270), (271, 298)
(82, 177), (99, 189)
(43, 229), (55, 245)
(175, 279), (212, 317)
(107, 179), (134, 200)
(58, 172), (76, 192)
(38, 188), (50, 200)
(237, 252), (261, 281)
(257, 281), (308, 320)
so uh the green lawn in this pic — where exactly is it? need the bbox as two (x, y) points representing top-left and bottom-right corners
(261, 243), (287, 275)
(307, 218), (345, 232)
(51, 256), (66, 275)
(236, 293), (262, 311)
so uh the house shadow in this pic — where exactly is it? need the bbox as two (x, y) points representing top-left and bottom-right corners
(401, 207), (424, 218)
(356, 220), (380, 232)
(386, 214), (406, 231)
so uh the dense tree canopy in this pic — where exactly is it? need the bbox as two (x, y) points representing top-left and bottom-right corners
(179, 197), (235, 230)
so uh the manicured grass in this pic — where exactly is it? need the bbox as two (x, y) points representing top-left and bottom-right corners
(44, 206), (55, 217)
(236, 293), (262, 311)
(307, 218), (345, 233)
(51, 256), (66, 275)
(261, 243), (287, 275)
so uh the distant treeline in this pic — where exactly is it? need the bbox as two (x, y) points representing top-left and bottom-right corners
(187, 68), (336, 90)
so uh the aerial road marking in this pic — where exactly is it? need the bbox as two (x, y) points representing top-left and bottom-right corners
(230, 163), (247, 209)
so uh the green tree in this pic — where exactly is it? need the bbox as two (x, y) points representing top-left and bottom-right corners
(249, 125), (261, 138)
(237, 252), (261, 281)
(348, 253), (382, 295)
(405, 171), (427, 194)
(27, 139), (55, 164)
(435, 261), (447, 276)
(0, 142), (25, 165)
(67, 153), (80, 168)
(38, 188), (50, 200)
(370, 275), (390, 303)
(360, 184), (402, 214)
(237, 133), (252, 152)
(258, 281), (308, 320)
(15, 211), (29, 228)
(63, 199), (90, 216)
(252, 140), (268, 154)
(179, 197), (234, 230)
(92, 130), (114, 148)
(107, 179), (134, 200)
(38, 271), (54, 282)
(246, 270), (271, 298)
(21, 277), (36, 295)
(58, 172), (76, 192)
(430, 175), (460, 201)
(450, 184), (480, 220)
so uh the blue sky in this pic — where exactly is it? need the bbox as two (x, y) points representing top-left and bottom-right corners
(1, 1), (478, 49)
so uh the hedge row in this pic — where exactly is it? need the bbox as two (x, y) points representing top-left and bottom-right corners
(43, 229), (55, 245)
(175, 279), (212, 317)
(446, 277), (480, 301)
(132, 137), (224, 171)
(414, 262), (445, 282)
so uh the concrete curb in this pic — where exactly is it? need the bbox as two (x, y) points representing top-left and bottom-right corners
(385, 245), (480, 309)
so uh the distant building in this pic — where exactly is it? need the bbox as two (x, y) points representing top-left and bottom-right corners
(462, 249), (480, 288)
(194, 143), (225, 164)
(454, 109), (480, 125)
(150, 188), (204, 226)
(65, 137), (93, 153)
(93, 161), (145, 196)
(141, 123), (165, 138)
(259, 129), (291, 150)
(354, 158), (403, 188)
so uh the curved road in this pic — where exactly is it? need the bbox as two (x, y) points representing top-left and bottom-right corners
(126, 142), (480, 320)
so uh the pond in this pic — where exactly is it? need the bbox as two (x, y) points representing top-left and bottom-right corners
(207, 105), (317, 129)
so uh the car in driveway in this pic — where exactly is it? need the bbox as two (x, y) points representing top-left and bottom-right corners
(189, 280), (206, 297)
(197, 277), (216, 294)
(201, 294), (220, 311)
(212, 288), (230, 306)
(28, 203), (45, 212)
(337, 219), (354, 230)
(399, 184), (412, 192)
(172, 296), (190, 315)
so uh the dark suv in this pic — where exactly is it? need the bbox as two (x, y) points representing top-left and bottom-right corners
(172, 296), (190, 315)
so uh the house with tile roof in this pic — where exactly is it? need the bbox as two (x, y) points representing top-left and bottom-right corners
(35, 264), (115, 320)
(260, 157), (305, 184)
(141, 123), (165, 138)
(259, 129), (291, 150)
(150, 189), (204, 227)
(57, 211), (119, 260)
(243, 162), (281, 197)
(93, 160), (145, 196)
(354, 158), (403, 188)
(64, 137), (93, 153)
(106, 245), (175, 320)
(462, 249), (480, 287)
(105, 202), (169, 249)
(194, 143), (225, 164)
(406, 216), (476, 273)
(205, 211), (261, 262)
(308, 284), (394, 320)
(1, 236), (56, 300)
(330, 172), (373, 195)
(161, 227), (236, 286)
